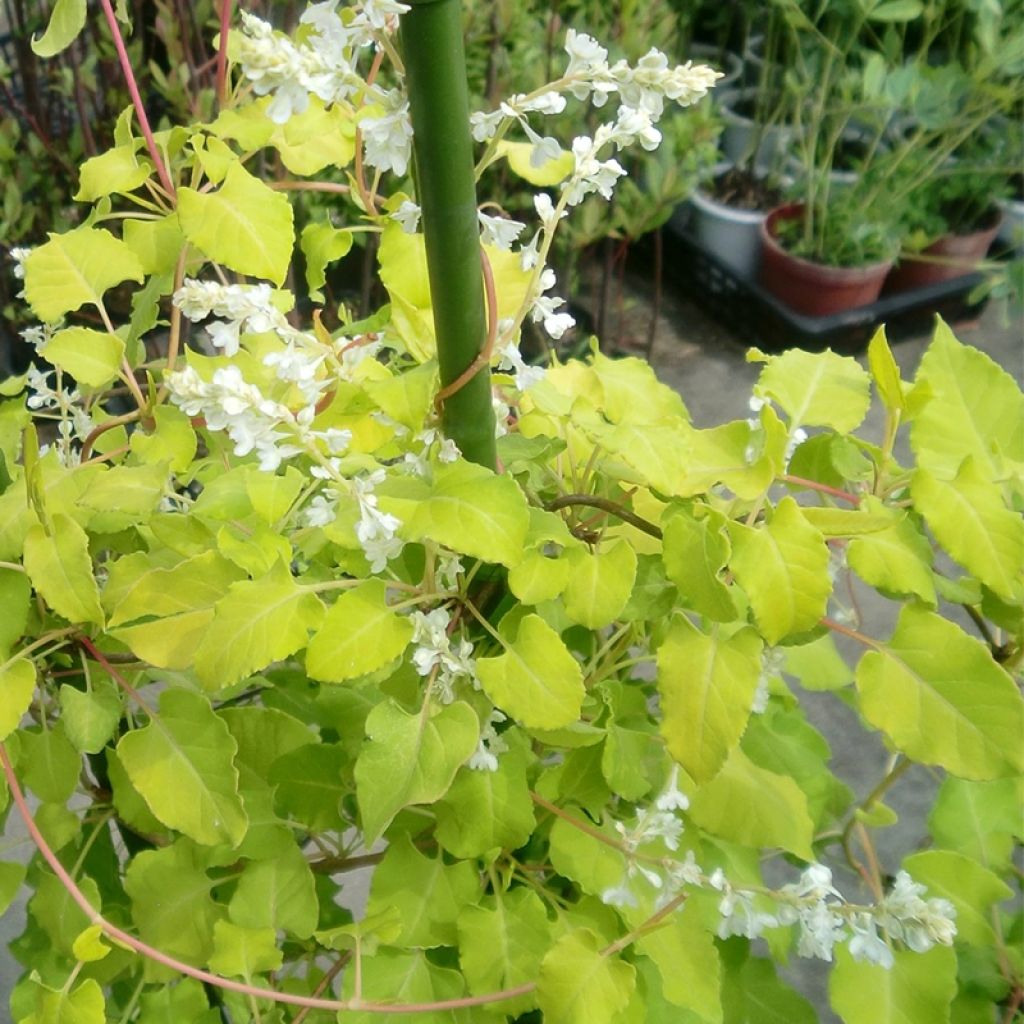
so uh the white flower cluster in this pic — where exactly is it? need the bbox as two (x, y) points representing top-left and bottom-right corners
(236, 3), (413, 171)
(497, 337), (546, 392)
(174, 280), (286, 359)
(352, 469), (404, 571)
(468, 708), (508, 772)
(408, 606), (477, 701)
(403, 428), (460, 476)
(526, 268), (575, 341)
(598, 818), (957, 970)
(167, 364), (346, 472)
(25, 366), (94, 467)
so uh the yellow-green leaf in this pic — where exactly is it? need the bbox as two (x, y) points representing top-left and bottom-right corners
(305, 580), (414, 683)
(562, 539), (637, 629)
(657, 616), (763, 783)
(476, 614), (585, 730)
(75, 145), (152, 201)
(24, 226), (145, 322)
(497, 140), (575, 186)
(30, 0), (86, 56)
(0, 657), (36, 741)
(177, 163), (294, 286)
(116, 688), (248, 846)
(24, 515), (104, 625)
(856, 605), (1024, 780)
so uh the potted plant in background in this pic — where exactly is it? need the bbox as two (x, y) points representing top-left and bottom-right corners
(759, 1), (1019, 316)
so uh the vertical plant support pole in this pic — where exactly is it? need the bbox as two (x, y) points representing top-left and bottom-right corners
(401, 0), (497, 470)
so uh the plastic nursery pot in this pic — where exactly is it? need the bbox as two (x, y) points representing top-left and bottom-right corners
(885, 209), (1003, 294)
(758, 203), (894, 317)
(716, 86), (795, 167)
(997, 196), (1024, 254)
(674, 162), (786, 279)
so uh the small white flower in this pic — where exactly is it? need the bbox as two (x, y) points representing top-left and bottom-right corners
(361, 91), (413, 176)
(601, 879), (638, 908)
(655, 765), (689, 812)
(848, 913), (894, 969)
(479, 210), (526, 250)
(468, 709), (508, 771)
(497, 341), (545, 391)
(391, 200), (421, 234)
(9, 247), (30, 281)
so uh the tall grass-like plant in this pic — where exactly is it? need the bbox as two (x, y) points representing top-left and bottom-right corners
(0, 2), (1021, 1022)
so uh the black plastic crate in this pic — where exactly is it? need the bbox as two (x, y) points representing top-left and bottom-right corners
(660, 222), (988, 354)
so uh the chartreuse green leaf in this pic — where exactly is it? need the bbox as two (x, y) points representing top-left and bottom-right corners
(366, 834), (480, 948)
(903, 850), (1013, 947)
(562, 539), (637, 628)
(476, 614), (585, 729)
(742, 704), (853, 829)
(404, 460), (530, 566)
(928, 776), (1022, 871)
(136, 980), (213, 1023)
(911, 460), (1024, 602)
(856, 606), (1024, 780)
(116, 688), (248, 847)
(728, 498), (831, 644)
(22, 978), (105, 1024)
(0, 657), (36, 740)
(633, 901), (721, 1022)
(538, 928), (636, 1024)
(509, 548), (571, 604)
(0, 861), (27, 916)
(24, 515), (103, 625)
(195, 562), (324, 690)
(80, 463), (169, 526)
(59, 679), (121, 754)
(306, 580), (414, 683)
(23, 225), (145, 322)
(867, 326), (906, 411)
(76, 145), (152, 201)
(30, 0), (85, 56)
(340, 949), (464, 1024)
(910, 320), (1024, 483)
(830, 944), (956, 1024)
(109, 551), (246, 669)
(28, 871), (101, 954)
(496, 139), (575, 186)
(71, 923), (110, 962)
(301, 221), (354, 301)
(588, 348), (689, 425)
(228, 843), (317, 939)
(688, 747), (815, 860)
(355, 698), (478, 844)
(124, 840), (223, 965)
(270, 96), (355, 174)
(269, 742), (348, 832)
(435, 732), (535, 858)
(130, 406), (197, 472)
(123, 214), (187, 275)
(782, 634), (853, 691)
(548, 816), (624, 898)
(208, 921), (282, 978)
(722, 951), (816, 1024)
(657, 616), (762, 783)
(752, 347), (871, 432)
(457, 888), (549, 1013)
(663, 510), (737, 621)
(0, 569), (30, 655)
(177, 163), (294, 285)
(847, 506), (937, 605)
(40, 327), (125, 388)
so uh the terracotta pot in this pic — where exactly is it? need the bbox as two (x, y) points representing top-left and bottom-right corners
(885, 211), (1003, 293)
(758, 204), (894, 316)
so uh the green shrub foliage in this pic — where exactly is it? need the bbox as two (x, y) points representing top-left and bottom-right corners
(0, 2), (1021, 1021)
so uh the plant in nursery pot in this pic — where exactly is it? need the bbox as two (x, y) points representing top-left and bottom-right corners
(2, 2), (1023, 1024)
(884, 138), (1010, 291)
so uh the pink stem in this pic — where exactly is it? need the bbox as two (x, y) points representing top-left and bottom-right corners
(97, 0), (176, 199)
(216, 0), (234, 110)
(780, 474), (861, 506)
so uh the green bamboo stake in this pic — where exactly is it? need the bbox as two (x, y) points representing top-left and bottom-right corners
(401, 0), (497, 470)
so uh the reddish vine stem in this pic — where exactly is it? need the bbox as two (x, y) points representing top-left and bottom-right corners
(79, 411), (141, 462)
(97, 0), (176, 198)
(77, 635), (154, 713)
(215, 0), (234, 110)
(0, 740), (537, 1012)
(779, 474), (861, 505)
(820, 616), (880, 649)
(433, 248), (499, 409)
